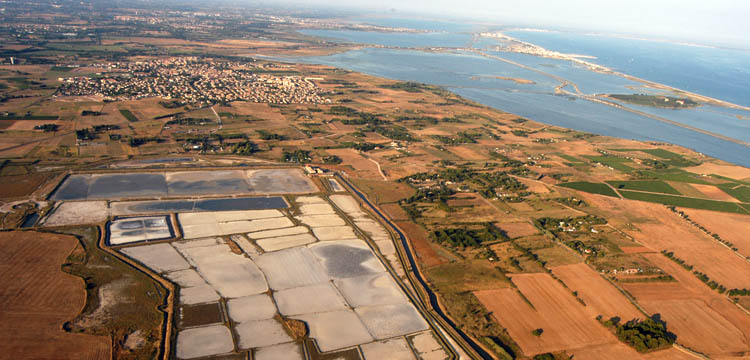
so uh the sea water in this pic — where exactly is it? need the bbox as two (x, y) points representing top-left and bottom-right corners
(294, 25), (750, 167)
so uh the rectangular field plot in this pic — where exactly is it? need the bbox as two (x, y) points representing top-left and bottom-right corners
(292, 310), (374, 352)
(236, 319), (293, 349)
(475, 273), (614, 356)
(111, 196), (288, 215)
(256, 233), (317, 252)
(177, 243), (268, 298)
(179, 211), (293, 239)
(328, 178), (345, 192)
(43, 201), (109, 227)
(247, 226), (309, 239)
(176, 325), (234, 359)
(274, 283), (348, 316)
(361, 338), (416, 360)
(50, 168), (316, 200)
(120, 243), (190, 273)
(108, 216), (173, 245)
(179, 302), (224, 328)
(254, 343), (304, 360)
(355, 303), (429, 340)
(227, 294), (277, 323)
(255, 247), (329, 290)
(309, 240), (387, 279)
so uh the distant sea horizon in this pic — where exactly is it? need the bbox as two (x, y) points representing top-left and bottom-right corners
(295, 18), (750, 167)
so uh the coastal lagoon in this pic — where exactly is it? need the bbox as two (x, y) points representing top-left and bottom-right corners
(295, 26), (750, 167)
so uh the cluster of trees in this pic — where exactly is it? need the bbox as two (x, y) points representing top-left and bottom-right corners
(33, 123), (58, 132)
(534, 215), (607, 232)
(231, 141), (259, 155)
(600, 317), (675, 353)
(661, 250), (693, 270)
(128, 137), (163, 147)
(430, 223), (507, 248)
(166, 117), (213, 126)
(432, 131), (481, 145)
(693, 271), (726, 293)
(728, 288), (750, 296)
(403, 185), (455, 204)
(283, 150), (312, 163)
(363, 123), (414, 141)
(378, 81), (433, 93)
(81, 110), (103, 116)
(92, 124), (120, 132)
(322, 155), (342, 164)
(256, 130), (286, 140)
(475, 172), (528, 199)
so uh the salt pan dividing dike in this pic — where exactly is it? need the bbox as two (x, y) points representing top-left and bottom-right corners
(116, 194), (446, 359)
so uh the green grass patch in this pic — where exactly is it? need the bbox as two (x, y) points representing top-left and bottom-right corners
(716, 183), (750, 203)
(606, 180), (681, 195)
(118, 109), (139, 122)
(0, 114), (58, 121)
(558, 181), (619, 197)
(583, 155), (635, 173)
(619, 190), (750, 214)
(632, 169), (712, 184)
(50, 66), (75, 72)
(557, 153), (584, 163)
(613, 148), (698, 167)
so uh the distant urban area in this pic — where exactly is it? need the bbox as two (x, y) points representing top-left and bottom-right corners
(57, 57), (330, 105)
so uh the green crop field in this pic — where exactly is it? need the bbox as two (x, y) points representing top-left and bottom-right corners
(0, 115), (58, 121)
(558, 181), (619, 197)
(119, 109), (139, 122)
(557, 153), (584, 163)
(716, 184), (750, 203)
(632, 169), (712, 185)
(606, 180), (681, 195)
(619, 190), (750, 214)
(583, 155), (634, 173)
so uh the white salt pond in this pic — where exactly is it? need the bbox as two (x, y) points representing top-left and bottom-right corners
(43, 201), (109, 227)
(227, 294), (277, 322)
(256, 233), (317, 252)
(254, 342), (305, 360)
(292, 310), (374, 352)
(311, 226), (358, 241)
(108, 216), (173, 245)
(355, 303), (429, 340)
(120, 243), (190, 273)
(274, 282), (348, 316)
(309, 240), (386, 279)
(335, 273), (407, 307)
(177, 243), (268, 298)
(361, 338), (416, 360)
(236, 319), (293, 349)
(255, 247), (329, 290)
(175, 325), (234, 359)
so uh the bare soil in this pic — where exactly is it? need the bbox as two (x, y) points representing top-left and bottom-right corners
(0, 231), (111, 359)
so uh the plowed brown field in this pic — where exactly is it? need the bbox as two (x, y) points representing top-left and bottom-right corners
(475, 273), (614, 356)
(623, 253), (750, 357)
(0, 231), (111, 359)
(551, 263), (642, 320)
(578, 193), (750, 289)
(678, 208), (750, 257)
(690, 184), (740, 202)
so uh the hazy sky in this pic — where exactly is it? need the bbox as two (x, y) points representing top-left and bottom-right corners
(282, 0), (750, 47)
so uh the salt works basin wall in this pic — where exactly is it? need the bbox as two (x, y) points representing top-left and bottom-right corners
(50, 168), (317, 201)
